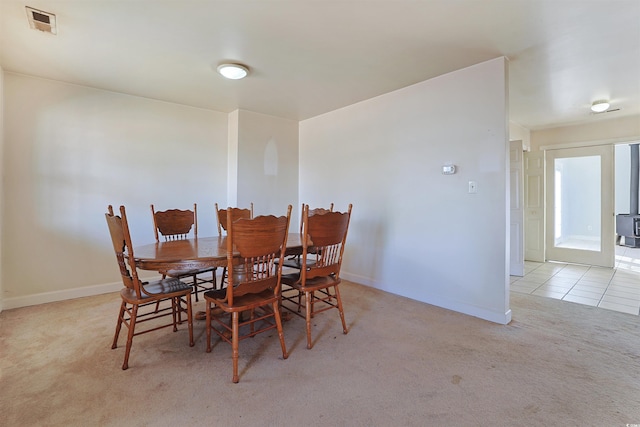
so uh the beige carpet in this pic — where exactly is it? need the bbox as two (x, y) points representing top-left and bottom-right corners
(1, 281), (639, 426)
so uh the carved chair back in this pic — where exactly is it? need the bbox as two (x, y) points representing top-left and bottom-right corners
(300, 204), (352, 282)
(215, 203), (254, 236)
(151, 204), (197, 242)
(105, 205), (143, 298)
(223, 206), (291, 307)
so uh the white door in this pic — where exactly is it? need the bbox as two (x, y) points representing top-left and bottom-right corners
(545, 145), (614, 267)
(524, 150), (545, 262)
(510, 140), (524, 276)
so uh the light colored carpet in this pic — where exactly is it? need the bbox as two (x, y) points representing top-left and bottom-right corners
(1, 281), (639, 426)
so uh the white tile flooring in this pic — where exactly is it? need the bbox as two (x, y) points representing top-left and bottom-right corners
(510, 245), (640, 315)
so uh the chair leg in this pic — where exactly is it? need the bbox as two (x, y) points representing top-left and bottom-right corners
(305, 291), (313, 349)
(111, 301), (126, 349)
(122, 304), (138, 370)
(222, 267), (228, 288)
(192, 274), (199, 302)
(334, 285), (348, 334)
(232, 311), (240, 383)
(273, 302), (288, 360)
(177, 295), (184, 325)
(171, 298), (178, 332)
(206, 301), (212, 353)
(185, 294), (194, 347)
(154, 273), (168, 313)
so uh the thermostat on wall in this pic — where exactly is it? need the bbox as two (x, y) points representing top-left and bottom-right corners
(442, 164), (456, 175)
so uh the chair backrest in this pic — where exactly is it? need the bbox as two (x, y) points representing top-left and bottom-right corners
(298, 202), (334, 234)
(224, 205), (291, 307)
(300, 204), (352, 281)
(215, 202), (254, 236)
(105, 205), (143, 298)
(151, 203), (197, 242)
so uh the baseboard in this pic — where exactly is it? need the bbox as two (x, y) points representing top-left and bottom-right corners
(341, 271), (512, 325)
(1, 281), (122, 311)
(2, 273), (512, 325)
(341, 271), (375, 287)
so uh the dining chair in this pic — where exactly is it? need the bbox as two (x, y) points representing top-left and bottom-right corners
(204, 205), (292, 383)
(106, 205), (194, 370)
(215, 202), (254, 236)
(215, 202), (254, 285)
(281, 204), (352, 349)
(151, 203), (217, 301)
(281, 202), (334, 270)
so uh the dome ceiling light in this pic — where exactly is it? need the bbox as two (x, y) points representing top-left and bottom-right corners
(217, 63), (249, 80)
(591, 100), (610, 113)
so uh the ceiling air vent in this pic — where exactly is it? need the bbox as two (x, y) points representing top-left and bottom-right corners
(26, 6), (57, 34)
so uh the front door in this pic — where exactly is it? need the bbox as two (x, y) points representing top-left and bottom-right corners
(545, 145), (614, 267)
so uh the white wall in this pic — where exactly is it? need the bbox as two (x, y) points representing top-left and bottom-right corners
(531, 115), (640, 151)
(509, 122), (530, 150)
(235, 109), (299, 220)
(2, 73), (228, 307)
(226, 110), (240, 207)
(299, 58), (511, 324)
(0, 66), (4, 312)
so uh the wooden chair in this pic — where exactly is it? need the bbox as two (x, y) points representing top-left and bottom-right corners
(281, 203), (334, 270)
(281, 204), (352, 349)
(215, 202), (254, 235)
(215, 202), (254, 285)
(106, 205), (194, 370)
(204, 205), (291, 383)
(151, 203), (217, 301)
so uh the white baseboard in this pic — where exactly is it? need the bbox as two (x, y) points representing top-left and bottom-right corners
(341, 271), (374, 287)
(2, 273), (512, 325)
(1, 281), (122, 311)
(341, 271), (512, 325)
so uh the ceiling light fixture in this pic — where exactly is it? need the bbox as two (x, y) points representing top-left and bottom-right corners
(591, 100), (610, 113)
(217, 63), (249, 80)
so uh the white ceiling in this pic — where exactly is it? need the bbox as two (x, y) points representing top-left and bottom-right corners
(1, 0), (639, 131)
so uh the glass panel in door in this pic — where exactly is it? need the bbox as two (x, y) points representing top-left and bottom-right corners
(545, 145), (614, 267)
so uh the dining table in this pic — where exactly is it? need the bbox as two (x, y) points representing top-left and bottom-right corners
(132, 234), (303, 272)
(132, 234), (304, 320)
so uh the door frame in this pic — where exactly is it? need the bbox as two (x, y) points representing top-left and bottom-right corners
(510, 140), (525, 276)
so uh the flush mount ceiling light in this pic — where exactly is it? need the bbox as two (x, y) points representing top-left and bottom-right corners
(591, 100), (610, 113)
(217, 63), (249, 80)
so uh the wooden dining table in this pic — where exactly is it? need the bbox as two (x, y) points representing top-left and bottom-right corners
(132, 234), (303, 320)
(132, 234), (303, 273)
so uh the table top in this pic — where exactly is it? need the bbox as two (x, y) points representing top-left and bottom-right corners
(132, 234), (303, 271)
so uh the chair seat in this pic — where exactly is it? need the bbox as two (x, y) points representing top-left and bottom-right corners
(120, 277), (192, 303)
(204, 288), (277, 312)
(282, 273), (340, 292)
(280, 257), (317, 270)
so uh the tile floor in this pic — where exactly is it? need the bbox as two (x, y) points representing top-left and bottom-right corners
(510, 245), (640, 316)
